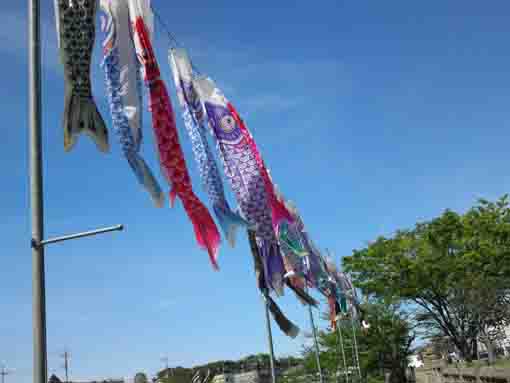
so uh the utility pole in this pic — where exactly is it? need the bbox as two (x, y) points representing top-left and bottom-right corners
(161, 356), (171, 379)
(1, 364), (12, 383)
(61, 350), (70, 383)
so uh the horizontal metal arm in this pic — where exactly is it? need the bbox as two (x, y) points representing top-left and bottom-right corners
(32, 224), (124, 248)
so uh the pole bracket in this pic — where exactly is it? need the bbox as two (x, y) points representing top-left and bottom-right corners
(31, 224), (124, 248)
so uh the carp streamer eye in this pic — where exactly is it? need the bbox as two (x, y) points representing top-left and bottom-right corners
(220, 115), (236, 133)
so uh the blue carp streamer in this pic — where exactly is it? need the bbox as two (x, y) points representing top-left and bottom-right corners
(169, 48), (247, 246)
(100, 2), (163, 206)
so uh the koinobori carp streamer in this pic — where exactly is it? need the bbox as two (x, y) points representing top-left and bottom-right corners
(54, 0), (109, 152)
(194, 76), (286, 293)
(99, 0), (164, 207)
(128, 0), (221, 268)
(169, 48), (247, 247)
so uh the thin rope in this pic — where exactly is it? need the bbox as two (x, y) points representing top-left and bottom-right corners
(150, 3), (202, 75)
(151, 4), (180, 48)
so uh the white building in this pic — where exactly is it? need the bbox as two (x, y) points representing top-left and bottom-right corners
(408, 355), (424, 369)
(501, 325), (510, 352)
(211, 370), (275, 383)
(477, 325), (510, 356)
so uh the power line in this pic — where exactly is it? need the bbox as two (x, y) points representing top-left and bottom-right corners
(160, 356), (172, 378)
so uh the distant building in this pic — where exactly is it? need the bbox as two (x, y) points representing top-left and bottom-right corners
(503, 325), (510, 350)
(212, 370), (274, 383)
(477, 324), (510, 356)
(59, 379), (124, 383)
(408, 355), (424, 369)
(414, 345), (442, 370)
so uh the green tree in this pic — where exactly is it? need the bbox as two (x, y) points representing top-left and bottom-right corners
(301, 299), (414, 383)
(157, 367), (193, 383)
(134, 373), (149, 383)
(48, 375), (62, 383)
(343, 196), (510, 362)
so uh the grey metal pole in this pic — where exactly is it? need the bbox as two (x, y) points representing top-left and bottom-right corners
(263, 294), (277, 383)
(308, 305), (324, 383)
(336, 320), (349, 383)
(350, 313), (361, 380)
(39, 225), (124, 247)
(62, 351), (69, 383)
(29, 1), (47, 383)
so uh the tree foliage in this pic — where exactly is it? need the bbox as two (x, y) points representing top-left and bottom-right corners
(156, 353), (295, 383)
(134, 373), (149, 383)
(301, 300), (414, 383)
(343, 196), (510, 362)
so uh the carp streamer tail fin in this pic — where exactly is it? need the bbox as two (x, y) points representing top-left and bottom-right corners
(63, 87), (109, 153)
(179, 191), (221, 270)
(266, 295), (299, 338)
(213, 203), (248, 248)
(126, 152), (164, 207)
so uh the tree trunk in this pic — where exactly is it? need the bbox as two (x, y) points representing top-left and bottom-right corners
(481, 338), (497, 365)
(471, 338), (478, 361)
(392, 367), (407, 383)
(389, 365), (407, 383)
(389, 346), (407, 383)
(455, 339), (473, 362)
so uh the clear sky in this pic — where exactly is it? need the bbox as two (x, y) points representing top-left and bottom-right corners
(2, 1), (510, 382)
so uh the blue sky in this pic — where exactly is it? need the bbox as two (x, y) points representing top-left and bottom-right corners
(2, 0), (510, 381)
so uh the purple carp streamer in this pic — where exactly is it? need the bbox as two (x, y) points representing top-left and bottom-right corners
(194, 76), (285, 295)
(168, 48), (247, 247)
(99, 0), (164, 207)
(248, 230), (299, 337)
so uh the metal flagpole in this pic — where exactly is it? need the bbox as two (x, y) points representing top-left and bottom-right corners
(336, 319), (349, 383)
(346, 273), (361, 381)
(28, 3), (123, 382)
(350, 311), (361, 380)
(28, 2), (47, 383)
(308, 303), (324, 383)
(263, 292), (277, 383)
